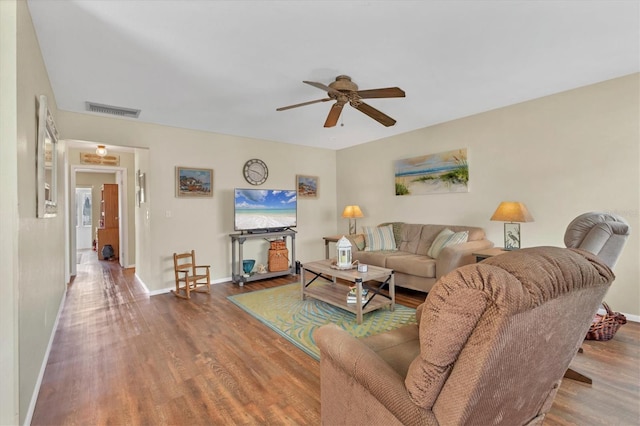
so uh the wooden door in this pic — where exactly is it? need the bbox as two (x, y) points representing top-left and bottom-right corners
(101, 184), (119, 229)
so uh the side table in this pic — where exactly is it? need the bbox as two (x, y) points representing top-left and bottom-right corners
(472, 247), (507, 263)
(323, 235), (344, 259)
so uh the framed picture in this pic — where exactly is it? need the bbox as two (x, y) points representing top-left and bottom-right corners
(37, 95), (59, 218)
(176, 167), (213, 198)
(395, 148), (469, 196)
(296, 175), (318, 199)
(504, 223), (521, 250)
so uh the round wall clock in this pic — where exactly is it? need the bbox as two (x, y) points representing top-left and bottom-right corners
(243, 158), (268, 185)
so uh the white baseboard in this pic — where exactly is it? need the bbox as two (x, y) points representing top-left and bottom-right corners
(23, 289), (67, 426)
(597, 308), (638, 323)
(134, 272), (150, 294)
(148, 277), (232, 296)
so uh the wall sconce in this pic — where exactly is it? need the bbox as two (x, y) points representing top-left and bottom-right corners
(490, 201), (534, 250)
(342, 205), (364, 235)
(336, 236), (353, 268)
(95, 145), (108, 157)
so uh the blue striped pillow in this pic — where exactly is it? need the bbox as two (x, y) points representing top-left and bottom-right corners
(363, 225), (397, 252)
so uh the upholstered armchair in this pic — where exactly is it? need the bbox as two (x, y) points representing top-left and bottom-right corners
(315, 247), (614, 425)
(562, 211), (630, 383)
(564, 211), (630, 268)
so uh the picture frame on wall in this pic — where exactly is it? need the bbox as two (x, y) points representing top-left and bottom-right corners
(176, 167), (213, 198)
(296, 175), (318, 199)
(394, 148), (469, 196)
(36, 95), (59, 218)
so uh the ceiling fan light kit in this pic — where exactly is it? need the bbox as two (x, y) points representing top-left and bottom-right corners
(277, 75), (405, 128)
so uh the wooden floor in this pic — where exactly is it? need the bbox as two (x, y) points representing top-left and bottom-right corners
(32, 250), (639, 425)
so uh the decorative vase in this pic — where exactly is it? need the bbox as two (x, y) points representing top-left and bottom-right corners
(242, 259), (256, 275)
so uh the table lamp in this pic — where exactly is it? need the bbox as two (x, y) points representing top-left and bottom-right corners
(490, 201), (534, 250)
(342, 205), (364, 235)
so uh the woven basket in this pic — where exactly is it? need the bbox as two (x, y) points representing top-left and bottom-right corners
(268, 248), (289, 272)
(585, 302), (626, 341)
(270, 239), (287, 250)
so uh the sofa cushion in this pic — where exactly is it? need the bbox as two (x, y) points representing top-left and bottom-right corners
(462, 227), (486, 241)
(352, 250), (404, 268)
(363, 224), (397, 251)
(362, 324), (420, 378)
(398, 223), (424, 254)
(386, 254), (436, 278)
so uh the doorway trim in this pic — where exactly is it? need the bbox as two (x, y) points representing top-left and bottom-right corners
(69, 165), (129, 277)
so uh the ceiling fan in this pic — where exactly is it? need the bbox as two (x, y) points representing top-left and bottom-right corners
(276, 75), (405, 128)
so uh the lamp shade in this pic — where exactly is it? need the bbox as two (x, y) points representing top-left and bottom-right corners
(342, 205), (364, 219)
(490, 202), (534, 223)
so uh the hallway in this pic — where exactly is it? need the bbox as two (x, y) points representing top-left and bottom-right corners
(30, 251), (321, 425)
(31, 251), (156, 424)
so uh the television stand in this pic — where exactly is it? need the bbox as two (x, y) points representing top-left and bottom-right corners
(229, 229), (296, 286)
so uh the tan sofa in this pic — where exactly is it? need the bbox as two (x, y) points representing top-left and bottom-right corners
(315, 246), (615, 425)
(347, 223), (494, 293)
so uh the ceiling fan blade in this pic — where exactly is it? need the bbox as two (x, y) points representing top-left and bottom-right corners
(276, 98), (331, 111)
(352, 101), (397, 127)
(356, 87), (406, 99)
(324, 102), (345, 128)
(303, 80), (343, 97)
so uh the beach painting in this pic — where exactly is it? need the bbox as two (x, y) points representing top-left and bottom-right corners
(296, 175), (318, 199)
(176, 167), (213, 197)
(395, 148), (469, 196)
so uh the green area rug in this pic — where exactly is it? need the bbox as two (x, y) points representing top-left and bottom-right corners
(227, 283), (417, 360)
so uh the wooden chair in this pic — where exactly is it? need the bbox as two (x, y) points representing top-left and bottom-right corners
(172, 250), (211, 299)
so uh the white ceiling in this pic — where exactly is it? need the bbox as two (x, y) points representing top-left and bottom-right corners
(28, 1), (639, 150)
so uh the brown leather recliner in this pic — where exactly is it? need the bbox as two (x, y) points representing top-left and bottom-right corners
(315, 246), (614, 425)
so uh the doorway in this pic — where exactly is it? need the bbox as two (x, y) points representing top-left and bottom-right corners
(69, 165), (129, 278)
(75, 187), (93, 250)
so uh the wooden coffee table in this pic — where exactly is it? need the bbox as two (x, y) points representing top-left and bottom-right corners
(300, 259), (395, 324)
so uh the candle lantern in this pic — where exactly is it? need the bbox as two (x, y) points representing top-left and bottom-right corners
(336, 236), (352, 268)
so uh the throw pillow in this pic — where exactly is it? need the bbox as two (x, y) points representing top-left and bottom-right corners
(427, 229), (469, 258)
(379, 222), (404, 247)
(363, 224), (397, 251)
(346, 234), (366, 251)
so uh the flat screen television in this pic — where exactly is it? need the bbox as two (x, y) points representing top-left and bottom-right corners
(234, 188), (297, 233)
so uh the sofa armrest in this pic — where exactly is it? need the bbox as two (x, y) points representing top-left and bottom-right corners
(345, 233), (365, 251)
(315, 324), (433, 424)
(436, 239), (494, 279)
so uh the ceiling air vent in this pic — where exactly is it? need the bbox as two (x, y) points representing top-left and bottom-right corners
(85, 102), (141, 118)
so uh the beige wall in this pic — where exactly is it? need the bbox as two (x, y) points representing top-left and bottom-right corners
(2, 1), (67, 423)
(57, 111), (339, 293)
(337, 74), (639, 317)
(0, 2), (19, 424)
